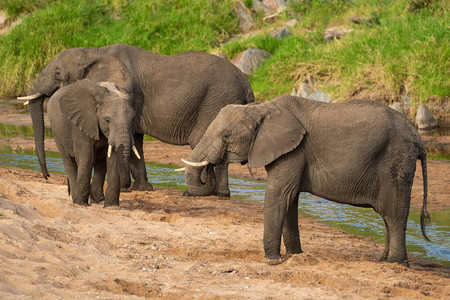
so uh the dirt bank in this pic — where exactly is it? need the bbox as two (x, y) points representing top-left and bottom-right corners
(0, 166), (449, 299)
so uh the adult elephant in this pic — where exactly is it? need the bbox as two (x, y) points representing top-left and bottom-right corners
(181, 95), (430, 267)
(18, 44), (254, 196)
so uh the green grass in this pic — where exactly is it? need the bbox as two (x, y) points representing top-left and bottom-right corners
(220, 0), (449, 103)
(0, 0), (448, 105)
(0, 0), (239, 95)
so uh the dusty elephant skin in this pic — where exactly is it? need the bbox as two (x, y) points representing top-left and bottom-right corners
(183, 95), (430, 267)
(18, 44), (254, 197)
(47, 79), (137, 207)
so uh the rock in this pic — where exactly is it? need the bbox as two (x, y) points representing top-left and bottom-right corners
(401, 93), (411, 108)
(234, 0), (255, 33)
(262, 13), (281, 24)
(0, 10), (8, 30)
(389, 102), (406, 115)
(307, 91), (332, 103)
(349, 13), (380, 25)
(294, 82), (311, 98)
(286, 19), (298, 27)
(416, 104), (437, 130)
(324, 27), (354, 42)
(231, 48), (272, 76)
(292, 76), (317, 98)
(253, 0), (287, 15)
(348, 16), (368, 24)
(270, 26), (290, 38)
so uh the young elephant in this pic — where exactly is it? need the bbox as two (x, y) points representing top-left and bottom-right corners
(181, 95), (430, 267)
(47, 79), (139, 207)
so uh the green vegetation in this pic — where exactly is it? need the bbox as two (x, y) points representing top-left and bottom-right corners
(223, 0), (449, 102)
(0, 123), (53, 138)
(0, 0), (448, 105)
(0, 0), (239, 95)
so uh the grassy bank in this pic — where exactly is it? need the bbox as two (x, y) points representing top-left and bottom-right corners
(0, 0), (448, 105)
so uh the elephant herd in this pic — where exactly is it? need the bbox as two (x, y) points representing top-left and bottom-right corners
(18, 44), (430, 267)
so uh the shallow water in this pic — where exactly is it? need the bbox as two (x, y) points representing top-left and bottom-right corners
(0, 146), (448, 266)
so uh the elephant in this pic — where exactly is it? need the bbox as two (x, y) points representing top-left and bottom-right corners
(181, 94), (430, 267)
(17, 44), (254, 197)
(47, 79), (139, 207)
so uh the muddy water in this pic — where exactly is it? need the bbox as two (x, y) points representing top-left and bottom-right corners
(0, 145), (448, 266)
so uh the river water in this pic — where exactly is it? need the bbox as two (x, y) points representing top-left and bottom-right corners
(0, 145), (448, 266)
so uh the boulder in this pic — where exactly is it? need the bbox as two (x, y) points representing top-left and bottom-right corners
(292, 76), (316, 98)
(389, 102), (406, 115)
(285, 19), (298, 27)
(0, 10), (7, 29)
(401, 93), (412, 108)
(307, 91), (332, 103)
(270, 26), (290, 38)
(324, 27), (353, 42)
(231, 48), (272, 76)
(235, 0), (255, 33)
(292, 82), (310, 98)
(416, 104), (437, 130)
(253, 0), (288, 15)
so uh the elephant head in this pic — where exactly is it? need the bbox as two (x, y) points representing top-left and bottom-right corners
(182, 103), (306, 195)
(57, 79), (138, 188)
(17, 48), (134, 179)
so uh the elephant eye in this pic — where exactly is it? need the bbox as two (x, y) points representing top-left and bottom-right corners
(222, 130), (231, 141)
(104, 117), (111, 124)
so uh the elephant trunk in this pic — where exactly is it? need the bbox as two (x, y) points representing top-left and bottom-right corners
(28, 95), (50, 179)
(184, 145), (216, 196)
(117, 143), (131, 189)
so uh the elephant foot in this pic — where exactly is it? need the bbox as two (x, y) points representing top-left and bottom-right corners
(387, 257), (409, 268)
(73, 199), (90, 207)
(183, 190), (199, 197)
(378, 250), (389, 262)
(90, 194), (105, 204)
(104, 205), (120, 210)
(131, 181), (154, 191)
(120, 187), (130, 193)
(214, 192), (230, 198)
(286, 248), (303, 256)
(264, 257), (285, 265)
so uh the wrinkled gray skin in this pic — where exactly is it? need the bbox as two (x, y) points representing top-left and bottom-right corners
(21, 44), (254, 197)
(184, 95), (430, 267)
(47, 79), (136, 207)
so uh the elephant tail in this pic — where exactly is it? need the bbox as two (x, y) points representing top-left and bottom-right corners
(67, 177), (71, 196)
(419, 152), (431, 242)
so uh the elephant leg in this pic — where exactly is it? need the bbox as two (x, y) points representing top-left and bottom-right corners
(283, 193), (302, 256)
(130, 133), (153, 191)
(214, 163), (230, 197)
(263, 186), (286, 264)
(74, 158), (94, 206)
(376, 189), (410, 267)
(90, 157), (106, 204)
(62, 155), (78, 203)
(378, 219), (390, 262)
(105, 151), (120, 208)
(386, 218), (409, 267)
(263, 158), (303, 265)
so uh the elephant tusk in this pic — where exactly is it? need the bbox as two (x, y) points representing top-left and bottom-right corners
(17, 92), (43, 101)
(181, 158), (209, 167)
(23, 101), (29, 106)
(174, 167), (185, 172)
(132, 145), (141, 160)
(107, 144), (113, 158)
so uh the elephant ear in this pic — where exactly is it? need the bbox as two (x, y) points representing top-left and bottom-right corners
(248, 106), (306, 168)
(59, 79), (104, 140)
